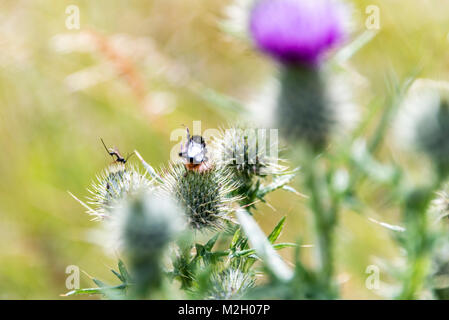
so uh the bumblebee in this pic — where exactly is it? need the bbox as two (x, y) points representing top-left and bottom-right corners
(178, 128), (210, 172)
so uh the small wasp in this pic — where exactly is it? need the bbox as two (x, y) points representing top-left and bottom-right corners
(179, 127), (210, 172)
(101, 138), (133, 164)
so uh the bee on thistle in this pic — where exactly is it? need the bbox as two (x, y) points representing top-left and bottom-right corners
(178, 127), (210, 172)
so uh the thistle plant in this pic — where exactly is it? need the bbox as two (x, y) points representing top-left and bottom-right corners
(68, 125), (297, 299)
(64, 0), (449, 302)
(247, 0), (351, 298)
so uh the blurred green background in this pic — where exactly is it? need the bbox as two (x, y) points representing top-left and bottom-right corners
(0, 0), (448, 299)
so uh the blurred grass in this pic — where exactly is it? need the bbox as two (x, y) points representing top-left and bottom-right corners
(0, 0), (449, 299)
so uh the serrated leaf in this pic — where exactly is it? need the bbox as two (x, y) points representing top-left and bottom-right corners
(231, 242), (297, 258)
(92, 278), (107, 288)
(63, 284), (127, 297)
(282, 185), (303, 196)
(111, 269), (124, 282)
(268, 216), (286, 244)
(204, 233), (219, 251)
(63, 287), (105, 296)
(118, 260), (131, 283)
(230, 228), (241, 249)
(257, 174), (296, 199)
(236, 209), (293, 282)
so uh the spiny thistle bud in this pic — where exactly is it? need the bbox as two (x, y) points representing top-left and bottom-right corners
(395, 84), (449, 175)
(275, 67), (357, 151)
(212, 126), (288, 203)
(86, 163), (153, 219)
(206, 268), (256, 300)
(120, 192), (185, 297)
(431, 184), (449, 222)
(161, 163), (239, 231)
(249, 0), (346, 66)
(277, 66), (334, 149)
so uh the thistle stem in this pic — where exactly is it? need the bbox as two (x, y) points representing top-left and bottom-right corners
(304, 154), (339, 298)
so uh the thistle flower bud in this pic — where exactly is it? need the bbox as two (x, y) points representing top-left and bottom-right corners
(276, 66), (358, 150)
(87, 163), (153, 218)
(395, 84), (449, 175)
(206, 268), (255, 300)
(214, 126), (286, 178)
(249, 0), (346, 66)
(212, 126), (288, 202)
(120, 192), (185, 297)
(431, 185), (449, 222)
(161, 163), (239, 231)
(277, 66), (333, 149)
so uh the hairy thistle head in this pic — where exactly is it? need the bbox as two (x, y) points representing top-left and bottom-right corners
(214, 126), (286, 179)
(120, 191), (185, 297)
(86, 163), (153, 219)
(206, 268), (255, 300)
(395, 84), (449, 175)
(275, 66), (358, 151)
(161, 163), (239, 231)
(431, 184), (449, 222)
(212, 126), (289, 205)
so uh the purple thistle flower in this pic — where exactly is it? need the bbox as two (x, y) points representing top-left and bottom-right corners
(249, 0), (346, 66)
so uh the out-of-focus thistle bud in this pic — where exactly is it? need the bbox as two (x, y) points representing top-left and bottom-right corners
(206, 268), (255, 300)
(120, 192), (185, 297)
(277, 67), (335, 149)
(395, 84), (449, 175)
(248, 0), (351, 150)
(161, 163), (239, 231)
(87, 163), (153, 219)
(430, 184), (449, 222)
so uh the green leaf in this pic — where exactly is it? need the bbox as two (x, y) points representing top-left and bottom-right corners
(111, 269), (124, 282)
(204, 233), (219, 251)
(231, 243), (297, 258)
(236, 209), (293, 282)
(257, 173), (297, 199)
(230, 228), (241, 249)
(268, 216), (286, 244)
(118, 259), (131, 283)
(92, 278), (107, 288)
(63, 284), (127, 297)
(63, 287), (105, 296)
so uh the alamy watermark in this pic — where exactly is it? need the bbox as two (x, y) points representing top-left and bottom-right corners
(65, 265), (80, 290)
(365, 5), (380, 30)
(170, 121), (280, 166)
(365, 264), (380, 290)
(65, 5), (80, 30)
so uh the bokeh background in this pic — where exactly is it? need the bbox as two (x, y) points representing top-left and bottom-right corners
(0, 0), (448, 299)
